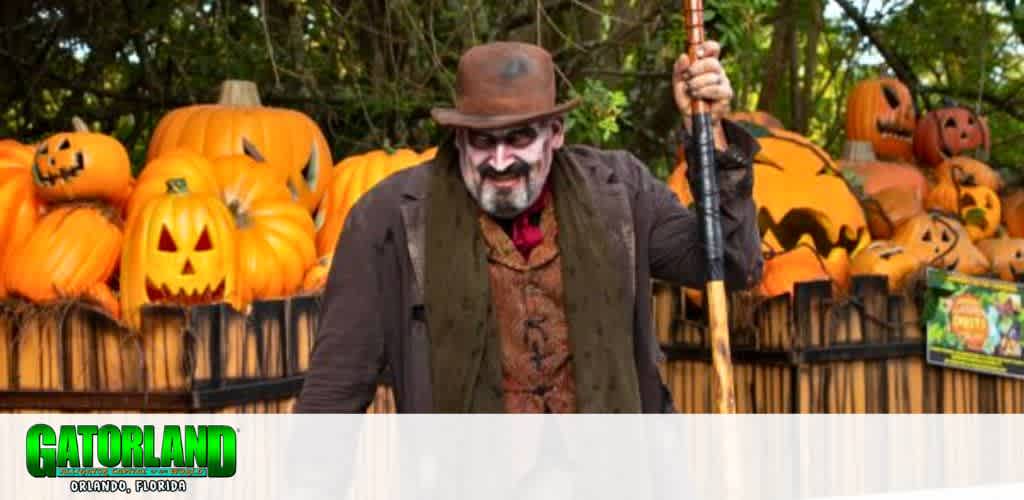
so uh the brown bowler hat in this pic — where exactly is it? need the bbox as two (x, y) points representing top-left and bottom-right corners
(431, 42), (579, 129)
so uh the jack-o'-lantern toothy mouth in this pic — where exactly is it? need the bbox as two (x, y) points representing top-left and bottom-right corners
(876, 120), (913, 142)
(33, 152), (85, 186)
(758, 208), (868, 257)
(145, 277), (226, 305)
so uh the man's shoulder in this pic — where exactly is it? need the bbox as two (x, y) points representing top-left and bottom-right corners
(561, 144), (653, 189)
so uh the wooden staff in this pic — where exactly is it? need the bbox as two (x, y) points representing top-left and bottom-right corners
(683, 0), (736, 414)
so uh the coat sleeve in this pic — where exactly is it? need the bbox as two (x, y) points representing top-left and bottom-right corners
(294, 200), (388, 413)
(647, 120), (763, 290)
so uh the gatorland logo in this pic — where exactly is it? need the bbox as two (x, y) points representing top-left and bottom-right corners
(26, 424), (236, 494)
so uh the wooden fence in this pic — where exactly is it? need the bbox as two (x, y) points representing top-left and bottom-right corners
(3, 274), (1022, 413)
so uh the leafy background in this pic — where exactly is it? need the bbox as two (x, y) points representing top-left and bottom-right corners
(1, 0), (1022, 180)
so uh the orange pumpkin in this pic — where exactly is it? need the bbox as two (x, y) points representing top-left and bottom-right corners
(666, 160), (694, 207)
(840, 160), (928, 200)
(934, 156), (1002, 192)
(845, 78), (916, 162)
(891, 213), (988, 275)
(850, 241), (923, 292)
(1003, 190), (1024, 238)
(213, 155), (317, 301)
(727, 111), (784, 129)
(0, 139), (36, 166)
(146, 80), (333, 212)
(913, 106), (990, 167)
(32, 127), (133, 204)
(863, 186), (924, 239)
(301, 254), (333, 293)
(759, 245), (835, 298)
(977, 238), (1024, 282)
(125, 150), (220, 224)
(315, 147), (435, 257)
(0, 167), (43, 299)
(121, 178), (243, 329)
(753, 129), (870, 297)
(3, 205), (122, 317)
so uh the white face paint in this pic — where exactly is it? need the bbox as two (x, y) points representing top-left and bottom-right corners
(455, 118), (565, 218)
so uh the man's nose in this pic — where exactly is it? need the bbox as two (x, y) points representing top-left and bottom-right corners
(492, 144), (515, 170)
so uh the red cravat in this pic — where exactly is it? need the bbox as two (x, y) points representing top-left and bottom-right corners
(510, 184), (551, 259)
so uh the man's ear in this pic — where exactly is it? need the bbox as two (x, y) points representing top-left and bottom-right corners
(549, 117), (566, 149)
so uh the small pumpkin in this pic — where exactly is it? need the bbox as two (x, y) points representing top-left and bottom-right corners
(977, 238), (1024, 282)
(301, 254), (333, 293)
(121, 178), (243, 329)
(32, 120), (133, 204)
(146, 80), (333, 212)
(863, 186), (924, 239)
(850, 241), (923, 292)
(315, 147), (435, 257)
(0, 167), (43, 299)
(957, 186), (1001, 242)
(3, 204), (122, 317)
(759, 245), (836, 298)
(1002, 190), (1024, 238)
(891, 213), (989, 275)
(845, 78), (917, 162)
(213, 155), (317, 301)
(934, 156), (1002, 192)
(913, 106), (990, 167)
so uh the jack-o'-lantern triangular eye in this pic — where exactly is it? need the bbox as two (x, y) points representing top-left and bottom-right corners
(159, 226), (178, 252)
(195, 227), (213, 251)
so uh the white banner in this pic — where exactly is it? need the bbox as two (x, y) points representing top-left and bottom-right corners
(2, 414), (1024, 500)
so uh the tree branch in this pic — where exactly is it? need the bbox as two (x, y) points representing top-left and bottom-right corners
(832, 0), (921, 98)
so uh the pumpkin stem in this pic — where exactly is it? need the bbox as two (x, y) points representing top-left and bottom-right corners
(71, 116), (90, 132)
(218, 80), (262, 107)
(840, 140), (877, 162)
(166, 178), (190, 195)
(226, 200), (252, 229)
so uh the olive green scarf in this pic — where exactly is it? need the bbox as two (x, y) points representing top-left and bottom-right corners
(424, 137), (641, 413)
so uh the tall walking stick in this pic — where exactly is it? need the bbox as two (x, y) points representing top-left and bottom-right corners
(683, 0), (736, 414)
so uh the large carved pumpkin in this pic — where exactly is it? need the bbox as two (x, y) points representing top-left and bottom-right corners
(753, 129), (871, 296)
(891, 213), (988, 275)
(121, 178), (244, 329)
(845, 78), (916, 162)
(3, 205), (122, 317)
(146, 80), (333, 212)
(913, 106), (990, 167)
(213, 155), (316, 301)
(850, 241), (923, 293)
(977, 238), (1024, 282)
(315, 147), (436, 257)
(32, 120), (133, 204)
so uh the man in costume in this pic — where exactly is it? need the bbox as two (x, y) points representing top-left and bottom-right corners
(296, 39), (762, 413)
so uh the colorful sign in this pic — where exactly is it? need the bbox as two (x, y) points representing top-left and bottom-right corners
(924, 268), (1024, 378)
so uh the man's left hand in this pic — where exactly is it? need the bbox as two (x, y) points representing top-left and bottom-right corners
(673, 40), (733, 135)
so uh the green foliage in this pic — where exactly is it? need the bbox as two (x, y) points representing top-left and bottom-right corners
(565, 79), (628, 147)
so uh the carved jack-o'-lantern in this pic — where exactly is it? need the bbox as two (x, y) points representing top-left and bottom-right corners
(977, 238), (1024, 282)
(913, 106), (990, 167)
(146, 80), (333, 212)
(850, 241), (923, 292)
(845, 78), (917, 162)
(33, 125), (133, 203)
(934, 156), (1002, 192)
(891, 213), (989, 275)
(753, 129), (871, 296)
(121, 178), (244, 329)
